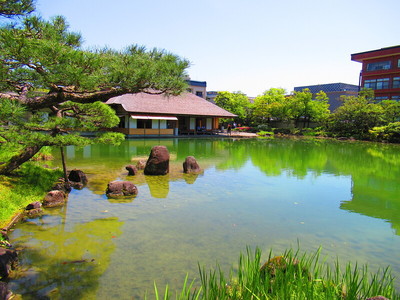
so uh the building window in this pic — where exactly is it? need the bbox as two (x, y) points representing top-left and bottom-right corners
(393, 77), (400, 89)
(377, 78), (389, 89)
(398, 59), (400, 68)
(137, 119), (152, 128)
(366, 61), (391, 71)
(392, 95), (400, 101)
(375, 96), (389, 101)
(196, 91), (203, 97)
(364, 78), (389, 90)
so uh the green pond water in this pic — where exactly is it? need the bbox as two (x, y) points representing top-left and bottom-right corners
(8, 137), (400, 299)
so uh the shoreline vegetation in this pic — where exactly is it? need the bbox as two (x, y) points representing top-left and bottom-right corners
(153, 247), (399, 300)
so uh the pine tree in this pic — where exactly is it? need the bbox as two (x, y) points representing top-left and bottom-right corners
(0, 4), (189, 175)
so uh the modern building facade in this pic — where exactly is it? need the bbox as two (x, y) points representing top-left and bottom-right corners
(294, 83), (359, 111)
(351, 45), (400, 100)
(186, 79), (207, 99)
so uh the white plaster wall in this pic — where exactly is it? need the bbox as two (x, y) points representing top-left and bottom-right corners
(159, 120), (167, 129)
(190, 118), (196, 130)
(130, 118), (137, 129)
(206, 118), (212, 130)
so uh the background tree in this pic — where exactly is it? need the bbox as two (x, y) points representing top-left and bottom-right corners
(0, 10), (189, 175)
(214, 91), (251, 125)
(253, 88), (290, 124)
(380, 100), (400, 123)
(290, 89), (330, 127)
(326, 94), (384, 137)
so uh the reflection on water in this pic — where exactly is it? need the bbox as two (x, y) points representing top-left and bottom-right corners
(9, 138), (400, 299)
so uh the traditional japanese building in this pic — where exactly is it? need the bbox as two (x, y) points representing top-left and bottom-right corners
(351, 45), (400, 100)
(106, 92), (236, 137)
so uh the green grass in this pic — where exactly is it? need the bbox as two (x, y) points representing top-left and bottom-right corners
(0, 162), (62, 228)
(153, 247), (399, 299)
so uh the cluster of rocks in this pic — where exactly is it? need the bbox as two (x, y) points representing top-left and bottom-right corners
(107, 146), (202, 198)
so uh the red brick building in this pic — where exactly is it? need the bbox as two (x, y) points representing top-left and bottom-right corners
(351, 45), (400, 100)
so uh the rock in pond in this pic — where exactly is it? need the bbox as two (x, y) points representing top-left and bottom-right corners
(42, 190), (67, 208)
(0, 282), (12, 300)
(136, 159), (147, 170)
(0, 248), (18, 279)
(125, 165), (138, 176)
(25, 201), (43, 218)
(144, 146), (170, 175)
(52, 178), (72, 194)
(68, 169), (88, 188)
(106, 181), (138, 198)
(183, 156), (201, 174)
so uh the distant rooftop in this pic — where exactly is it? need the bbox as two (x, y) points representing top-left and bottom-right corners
(186, 80), (207, 87)
(294, 83), (359, 94)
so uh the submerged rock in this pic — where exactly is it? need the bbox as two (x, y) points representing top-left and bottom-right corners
(136, 159), (147, 170)
(144, 146), (170, 175)
(106, 181), (138, 198)
(183, 156), (201, 174)
(42, 190), (67, 208)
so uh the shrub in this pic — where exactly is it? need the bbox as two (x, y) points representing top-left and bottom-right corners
(369, 122), (400, 143)
(256, 124), (271, 132)
(257, 131), (274, 139)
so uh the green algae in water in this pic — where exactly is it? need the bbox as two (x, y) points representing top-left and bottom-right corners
(8, 138), (400, 299)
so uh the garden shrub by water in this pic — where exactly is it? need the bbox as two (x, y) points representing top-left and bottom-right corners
(8, 138), (400, 299)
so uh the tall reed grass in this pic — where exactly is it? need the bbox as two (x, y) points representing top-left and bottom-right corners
(152, 247), (399, 299)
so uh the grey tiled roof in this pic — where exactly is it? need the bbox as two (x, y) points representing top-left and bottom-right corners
(106, 92), (236, 118)
(294, 83), (359, 94)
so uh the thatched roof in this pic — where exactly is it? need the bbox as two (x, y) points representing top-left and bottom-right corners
(106, 92), (236, 118)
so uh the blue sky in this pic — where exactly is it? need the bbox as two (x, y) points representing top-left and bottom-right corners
(35, 0), (399, 96)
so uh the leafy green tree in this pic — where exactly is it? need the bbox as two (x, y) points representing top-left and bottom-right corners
(380, 100), (400, 123)
(0, 10), (189, 175)
(290, 89), (330, 127)
(253, 88), (291, 123)
(214, 91), (251, 125)
(327, 94), (384, 137)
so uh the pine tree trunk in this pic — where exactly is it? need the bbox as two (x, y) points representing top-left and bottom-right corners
(0, 145), (42, 175)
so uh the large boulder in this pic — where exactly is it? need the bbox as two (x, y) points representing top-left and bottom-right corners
(183, 156), (201, 174)
(42, 190), (67, 208)
(144, 146), (170, 175)
(125, 165), (138, 176)
(0, 248), (18, 279)
(106, 181), (138, 198)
